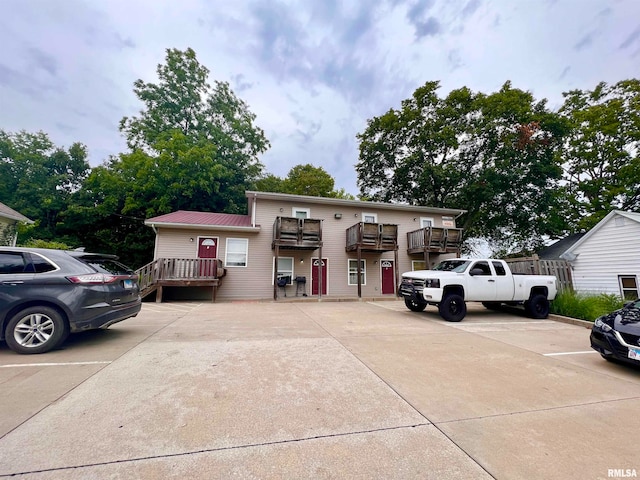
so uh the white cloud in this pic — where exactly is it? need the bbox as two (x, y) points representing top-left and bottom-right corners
(0, 0), (638, 195)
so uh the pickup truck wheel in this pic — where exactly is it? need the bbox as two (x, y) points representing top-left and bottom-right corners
(404, 297), (427, 312)
(439, 294), (466, 322)
(525, 294), (549, 319)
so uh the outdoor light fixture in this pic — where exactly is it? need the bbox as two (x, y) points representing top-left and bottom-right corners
(334, 213), (342, 219)
(189, 238), (194, 242)
(279, 207), (284, 212)
(300, 258), (304, 264)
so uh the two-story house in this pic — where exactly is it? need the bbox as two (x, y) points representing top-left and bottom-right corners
(141, 191), (465, 302)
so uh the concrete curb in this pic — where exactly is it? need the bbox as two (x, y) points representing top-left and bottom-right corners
(548, 314), (593, 329)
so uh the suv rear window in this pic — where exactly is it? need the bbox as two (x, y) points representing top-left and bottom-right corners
(29, 253), (58, 273)
(83, 258), (134, 275)
(0, 252), (27, 274)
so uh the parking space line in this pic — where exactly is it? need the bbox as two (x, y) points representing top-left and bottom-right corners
(463, 321), (555, 325)
(0, 361), (112, 368)
(543, 351), (598, 356)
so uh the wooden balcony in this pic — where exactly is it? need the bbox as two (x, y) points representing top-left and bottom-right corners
(272, 216), (323, 250)
(136, 258), (226, 302)
(345, 222), (398, 252)
(407, 227), (463, 255)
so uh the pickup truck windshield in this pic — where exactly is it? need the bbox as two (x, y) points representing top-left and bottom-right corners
(433, 260), (471, 272)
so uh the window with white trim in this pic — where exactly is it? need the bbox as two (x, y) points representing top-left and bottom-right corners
(348, 259), (366, 285)
(362, 212), (377, 223)
(412, 260), (426, 271)
(292, 207), (310, 219)
(225, 238), (248, 267)
(273, 257), (294, 285)
(619, 275), (639, 300)
(420, 217), (434, 228)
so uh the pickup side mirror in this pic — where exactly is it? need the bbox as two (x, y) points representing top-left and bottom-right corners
(469, 268), (485, 276)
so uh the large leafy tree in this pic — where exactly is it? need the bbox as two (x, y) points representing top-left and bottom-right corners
(254, 164), (355, 199)
(0, 130), (89, 244)
(559, 79), (640, 231)
(117, 47), (270, 215)
(356, 81), (569, 254)
(67, 48), (270, 266)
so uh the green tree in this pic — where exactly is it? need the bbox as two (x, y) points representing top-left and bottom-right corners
(356, 81), (569, 254)
(254, 164), (356, 199)
(559, 79), (640, 231)
(119, 47), (269, 214)
(65, 48), (270, 267)
(0, 130), (89, 244)
(283, 164), (335, 197)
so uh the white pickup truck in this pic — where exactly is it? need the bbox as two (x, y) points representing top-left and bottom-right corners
(399, 259), (558, 322)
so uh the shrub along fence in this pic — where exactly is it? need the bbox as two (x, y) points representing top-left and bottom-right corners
(504, 255), (573, 291)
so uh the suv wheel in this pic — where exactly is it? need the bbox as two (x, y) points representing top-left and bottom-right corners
(5, 306), (68, 354)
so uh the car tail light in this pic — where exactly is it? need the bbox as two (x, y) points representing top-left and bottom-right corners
(67, 274), (119, 284)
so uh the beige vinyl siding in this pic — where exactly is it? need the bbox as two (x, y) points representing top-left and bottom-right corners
(571, 215), (640, 296)
(253, 198), (457, 298)
(152, 198), (459, 300)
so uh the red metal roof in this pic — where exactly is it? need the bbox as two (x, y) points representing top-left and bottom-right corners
(146, 210), (252, 227)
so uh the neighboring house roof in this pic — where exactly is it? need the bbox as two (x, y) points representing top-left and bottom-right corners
(0, 202), (33, 223)
(145, 211), (259, 232)
(537, 233), (586, 260)
(245, 191), (467, 217)
(560, 210), (640, 260)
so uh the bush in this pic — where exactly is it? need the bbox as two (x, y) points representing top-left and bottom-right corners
(18, 239), (73, 250)
(551, 290), (625, 322)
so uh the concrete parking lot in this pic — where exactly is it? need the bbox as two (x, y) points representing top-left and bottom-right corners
(0, 300), (639, 479)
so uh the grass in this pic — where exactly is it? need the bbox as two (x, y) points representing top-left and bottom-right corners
(550, 290), (625, 322)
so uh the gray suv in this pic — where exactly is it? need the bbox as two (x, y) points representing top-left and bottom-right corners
(0, 247), (141, 354)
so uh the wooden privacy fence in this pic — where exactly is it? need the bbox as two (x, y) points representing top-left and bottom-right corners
(504, 255), (573, 291)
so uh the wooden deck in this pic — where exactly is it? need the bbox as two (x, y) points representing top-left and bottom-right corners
(136, 258), (226, 302)
(407, 227), (463, 254)
(345, 222), (398, 252)
(272, 216), (323, 250)
(272, 216), (324, 300)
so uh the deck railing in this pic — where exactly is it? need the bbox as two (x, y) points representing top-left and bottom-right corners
(272, 216), (322, 247)
(345, 222), (398, 251)
(407, 227), (463, 254)
(136, 258), (225, 297)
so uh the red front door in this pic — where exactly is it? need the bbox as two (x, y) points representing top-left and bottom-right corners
(197, 238), (218, 276)
(381, 260), (395, 294)
(311, 258), (328, 295)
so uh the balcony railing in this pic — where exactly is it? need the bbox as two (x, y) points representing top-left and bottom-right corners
(345, 222), (398, 252)
(272, 216), (322, 249)
(407, 227), (463, 254)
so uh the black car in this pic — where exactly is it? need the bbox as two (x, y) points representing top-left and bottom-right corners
(590, 299), (640, 366)
(0, 247), (141, 354)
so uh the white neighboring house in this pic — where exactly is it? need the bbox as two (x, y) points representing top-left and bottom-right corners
(0, 202), (33, 246)
(560, 210), (640, 299)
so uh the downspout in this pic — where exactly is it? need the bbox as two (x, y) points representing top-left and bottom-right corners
(251, 193), (257, 228)
(151, 224), (159, 259)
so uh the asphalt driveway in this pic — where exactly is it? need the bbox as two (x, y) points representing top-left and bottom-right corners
(0, 301), (639, 479)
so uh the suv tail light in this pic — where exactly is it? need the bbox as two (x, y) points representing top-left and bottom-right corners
(67, 274), (119, 284)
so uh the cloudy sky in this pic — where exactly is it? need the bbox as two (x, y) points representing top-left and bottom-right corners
(1, 0), (639, 195)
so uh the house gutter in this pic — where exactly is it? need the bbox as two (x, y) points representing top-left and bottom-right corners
(144, 222), (260, 233)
